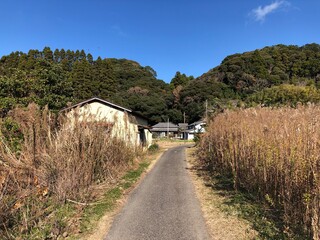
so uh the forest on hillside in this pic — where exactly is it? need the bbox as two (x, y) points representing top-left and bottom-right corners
(1, 43), (320, 124)
(194, 43), (320, 107)
(0, 48), (172, 123)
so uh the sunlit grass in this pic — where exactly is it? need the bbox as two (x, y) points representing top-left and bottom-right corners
(198, 105), (320, 239)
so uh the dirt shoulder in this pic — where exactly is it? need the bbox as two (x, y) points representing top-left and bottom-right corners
(186, 146), (258, 240)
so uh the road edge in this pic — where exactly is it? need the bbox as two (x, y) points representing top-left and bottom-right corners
(81, 142), (177, 240)
(185, 146), (258, 240)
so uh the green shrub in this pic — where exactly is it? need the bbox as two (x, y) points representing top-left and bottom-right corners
(0, 117), (24, 152)
(148, 143), (159, 152)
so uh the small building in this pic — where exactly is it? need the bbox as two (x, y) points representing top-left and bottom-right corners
(187, 120), (206, 140)
(61, 97), (152, 148)
(151, 122), (179, 138)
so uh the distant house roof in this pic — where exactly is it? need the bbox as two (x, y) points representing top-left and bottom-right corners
(61, 97), (132, 113)
(178, 123), (188, 131)
(188, 120), (206, 133)
(188, 120), (206, 127)
(151, 122), (179, 132)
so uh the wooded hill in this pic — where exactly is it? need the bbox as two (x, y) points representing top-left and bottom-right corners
(190, 43), (320, 108)
(1, 43), (320, 124)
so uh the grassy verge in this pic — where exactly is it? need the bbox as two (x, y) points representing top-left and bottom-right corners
(211, 174), (286, 239)
(14, 160), (152, 240)
(198, 107), (319, 238)
(68, 146), (166, 240)
(189, 146), (308, 240)
(15, 202), (78, 240)
(14, 141), (176, 240)
(210, 174), (308, 239)
(186, 147), (257, 240)
(78, 161), (151, 235)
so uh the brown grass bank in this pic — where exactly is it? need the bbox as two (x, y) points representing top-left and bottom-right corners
(0, 104), (136, 239)
(198, 106), (320, 239)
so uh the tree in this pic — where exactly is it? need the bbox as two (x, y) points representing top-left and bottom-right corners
(87, 53), (94, 64)
(170, 71), (192, 88)
(145, 66), (157, 78)
(43, 47), (53, 61)
(53, 49), (61, 63)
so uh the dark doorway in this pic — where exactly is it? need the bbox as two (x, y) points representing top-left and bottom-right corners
(139, 127), (146, 146)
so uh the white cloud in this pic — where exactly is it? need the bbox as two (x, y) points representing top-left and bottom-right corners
(251, 1), (290, 22)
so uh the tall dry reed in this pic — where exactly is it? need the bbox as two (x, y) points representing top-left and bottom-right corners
(0, 103), (135, 238)
(199, 105), (320, 239)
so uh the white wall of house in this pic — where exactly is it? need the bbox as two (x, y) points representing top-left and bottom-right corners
(188, 133), (195, 140)
(188, 122), (206, 140)
(66, 102), (150, 148)
(144, 129), (153, 147)
(193, 123), (206, 133)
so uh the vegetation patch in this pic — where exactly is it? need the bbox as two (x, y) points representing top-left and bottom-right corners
(73, 159), (153, 239)
(187, 147), (257, 240)
(2, 44), (320, 125)
(0, 104), (137, 239)
(211, 173), (287, 239)
(198, 106), (320, 239)
(190, 145), (305, 239)
(80, 187), (122, 233)
(147, 143), (159, 152)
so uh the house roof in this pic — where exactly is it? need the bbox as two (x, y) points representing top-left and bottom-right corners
(61, 97), (132, 113)
(188, 120), (206, 127)
(152, 122), (178, 128)
(60, 97), (150, 128)
(178, 123), (188, 130)
(151, 122), (179, 132)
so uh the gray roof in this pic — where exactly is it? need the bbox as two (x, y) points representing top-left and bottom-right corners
(153, 122), (178, 128)
(188, 120), (206, 127)
(178, 123), (188, 131)
(151, 122), (179, 132)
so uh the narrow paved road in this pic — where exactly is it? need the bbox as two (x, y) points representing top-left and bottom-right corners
(105, 145), (210, 240)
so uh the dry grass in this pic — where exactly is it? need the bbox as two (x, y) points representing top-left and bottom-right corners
(198, 105), (320, 239)
(0, 103), (135, 239)
(186, 147), (257, 240)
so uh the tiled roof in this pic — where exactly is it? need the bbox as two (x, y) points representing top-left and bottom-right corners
(178, 123), (188, 130)
(151, 122), (179, 132)
(152, 122), (178, 128)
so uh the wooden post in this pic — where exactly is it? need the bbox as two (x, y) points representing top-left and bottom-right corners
(167, 118), (169, 139)
(205, 100), (208, 122)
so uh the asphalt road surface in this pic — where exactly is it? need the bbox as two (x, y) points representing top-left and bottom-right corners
(105, 145), (210, 240)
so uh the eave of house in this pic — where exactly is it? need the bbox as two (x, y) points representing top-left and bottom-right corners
(60, 97), (132, 113)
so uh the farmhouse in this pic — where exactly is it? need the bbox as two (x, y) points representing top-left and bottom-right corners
(61, 97), (152, 148)
(187, 120), (206, 140)
(151, 122), (179, 138)
(178, 123), (189, 140)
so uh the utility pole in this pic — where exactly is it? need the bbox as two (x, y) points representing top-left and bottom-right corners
(183, 112), (186, 141)
(205, 99), (208, 122)
(167, 118), (169, 139)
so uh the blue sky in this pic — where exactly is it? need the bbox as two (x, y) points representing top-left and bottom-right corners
(1, 0), (320, 82)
